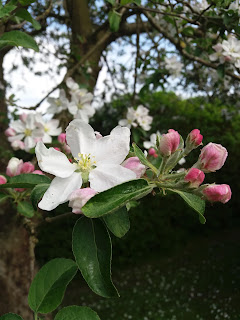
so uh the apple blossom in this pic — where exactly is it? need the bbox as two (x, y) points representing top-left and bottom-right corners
(143, 132), (160, 150)
(35, 119), (136, 211)
(5, 128), (16, 137)
(68, 89), (95, 122)
(47, 89), (69, 114)
(202, 184), (231, 203)
(6, 158), (23, 177)
(118, 107), (138, 129)
(184, 168), (205, 188)
(11, 140), (25, 151)
(165, 56), (183, 77)
(159, 129), (180, 157)
(68, 188), (97, 214)
(33, 170), (44, 175)
(21, 162), (35, 174)
(35, 114), (62, 144)
(122, 157), (146, 178)
(196, 142), (228, 172)
(0, 175), (7, 185)
(222, 36), (240, 61)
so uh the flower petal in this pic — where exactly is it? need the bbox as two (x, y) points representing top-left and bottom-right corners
(66, 119), (96, 158)
(10, 120), (25, 133)
(35, 141), (76, 178)
(92, 126), (131, 165)
(89, 164), (136, 192)
(38, 172), (82, 211)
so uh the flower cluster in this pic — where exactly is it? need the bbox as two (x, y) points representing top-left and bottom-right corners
(165, 56), (183, 77)
(47, 78), (95, 123)
(119, 105), (153, 131)
(5, 112), (61, 152)
(209, 35), (240, 69)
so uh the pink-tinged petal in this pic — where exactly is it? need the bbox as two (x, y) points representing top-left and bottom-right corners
(66, 119), (96, 158)
(35, 141), (76, 178)
(69, 188), (97, 214)
(202, 184), (231, 203)
(38, 172), (82, 211)
(0, 175), (7, 184)
(10, 120), (25, 133)
(8, 133), (25, 142)
(33, 170), (44, 175)
(92, 126), (131, 165)
(89, 164), (136, 192)
(122, 157), (146, 178)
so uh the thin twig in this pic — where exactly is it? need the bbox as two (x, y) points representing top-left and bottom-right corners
(45, 212), (73, 223)
(132, 13), (140, 103)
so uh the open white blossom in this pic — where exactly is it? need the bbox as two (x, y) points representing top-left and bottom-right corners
(209, 44), (225, 63)
(119, 105), (152, 131)
(8, 114), (44, 151)
(165, 56), (183, 77)
(229, 0), (240, 14)
(36, 120), (136, 211)
(35, 114), (62, 144)
(143, 132), (161, 149)
(66, 77), (82, 97)
(119, 107), (138, 129)
(47, 90), (69, 115)
(221, 36), (240, 60)
(68, 89), (95, 122)
(191, 0), (209, 12)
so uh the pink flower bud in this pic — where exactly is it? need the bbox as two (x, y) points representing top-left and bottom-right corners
(33, 170), (45, 175)
(122, 157), (146, 178)
(224, 56), (232, 62)
(153, 153), (158, 158)
(6, 157), (23, 177)
(19, 113), (28, 122)
(202, 184), (231, 204)
(184, 168), (205, 188)
(11, 140), (25, 151)
(148, 148), (156, 156)
(58, 133), (66, 144)
(187, 129), (203, 147)
(54, 147), (61, 151)
(69, 188), (97, 214)
(0, 175), (7, 185)
(159, 129), (180, 157)
(63, 144), (71, 154)
(5, 128), (16, 137)
(20, 162), (35, 174)
(95, 131), (103, 140)
(198, 143), (228, 172)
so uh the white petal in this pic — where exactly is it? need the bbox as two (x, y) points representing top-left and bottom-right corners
(8, 133), (24, 142)
(35, 141), (76, 178)
(38, 172), (82, 211)
(42, 133), (52, 144)
(24, 136), (36, 149)
(11, 120), (25, 133)
(92, 126), (130, 165)
(89, 164), (136, 192)
(66, 119), (96, 158)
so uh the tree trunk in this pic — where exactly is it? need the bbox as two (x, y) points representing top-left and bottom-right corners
(0, 208), (35, 318)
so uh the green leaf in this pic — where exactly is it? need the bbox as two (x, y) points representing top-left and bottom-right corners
(120, 0), (132, 4)
(31, 183), (49, 210)
(0, 2), (17, 18)
(0, 193), (10, 204)
(0, 314), (23, 320)
(103, 206), (130, 238)
(108, 10), (121, 32)
(133, 143), (158, 175)
(133, 0), (141, 4)
(55, 306), (101, 320)
(28, 258), (78, 314)
(0, 174), (51, 189)
(72, 217), (119, 298)
(169, 189), (206, 224)
(15, 9), (41, 30)
(18, 0), (36, 5)
(106, 0), (115, 4)
(17, 201), (35, 218)
(82, 179), (153, 218)
(0, 31), (39, 51)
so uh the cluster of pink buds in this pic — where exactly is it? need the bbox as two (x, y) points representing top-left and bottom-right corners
(151, 128), (231, 204)
(1, 157), (44, 190)
(57, 133), (71, 154)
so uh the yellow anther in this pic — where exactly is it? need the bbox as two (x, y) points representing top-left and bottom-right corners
(24, 128), (32, 136)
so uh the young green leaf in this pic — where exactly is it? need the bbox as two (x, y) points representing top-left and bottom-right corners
(133, 143), (159, 175)
(0, 314), (23, 320)
(0, 3), (17, 18)
(31, 183), (49, 210)
(0, 193), (10, 204)
(17, 201), (35, 218)
(15, 9), (41, 30)
(55, 306), (101, 320)
(103, 206), (130, 238)
(0, 31), (39, 52)
(28, 258), (78, 313)
(82, 179), (153, 218)
(108, 10), (121, 32)
(169, 189), (206, 224)
(72, 217), (119, 298)
(0, 174), (51, 189)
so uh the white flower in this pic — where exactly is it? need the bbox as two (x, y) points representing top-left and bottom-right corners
(143, 132), (161, 149)
(68, 89), (94, 122)
(8, 113), (44, 151)
(165, 56), (183, 77)
(35, 114), (62, 144)
(35, 120), (136, 211)
(135, 105), (153, 131)
(66, 77), (81, 96)
(222, 36), (240, 60)
(192, 0), (209, 12)
(209, 44), (225, 63)
(119, 107), (138, 128)
(229, 0), (240, 14)
(47, 90), (69, 115)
